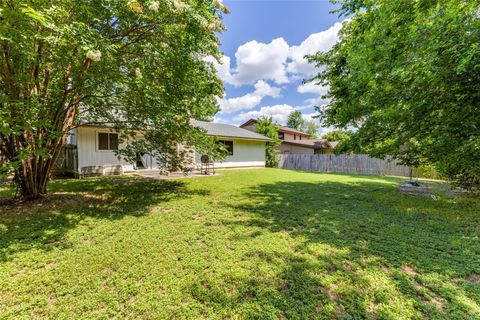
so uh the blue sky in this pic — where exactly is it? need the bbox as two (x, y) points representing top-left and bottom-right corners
(211, 0), (343, 134)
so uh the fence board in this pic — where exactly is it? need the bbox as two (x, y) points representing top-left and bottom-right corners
(279, 154), (413, 177)
(53, 144), (78, 175)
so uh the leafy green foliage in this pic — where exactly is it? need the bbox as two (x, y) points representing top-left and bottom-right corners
(303, 120), (320, 139)
(309, 0), (480, 188)
(286, 110), (305, 131)
(286, 111), (320, 138)
(1, 169), (479, 318)
(322, 130), (355, 155)
(255, 116), (281, 167)
(322, 130), (353, 144)
(0, 0), (227, 198)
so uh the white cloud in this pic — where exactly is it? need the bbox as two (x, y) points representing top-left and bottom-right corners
(230, 38), (290, 86)
(205, 55), (233, 84)
(218, 80), (281, 114)
(208, 21), (344, 126)
(207, 38), (290, 86)
(213, 115), (240, 126)
(287, 22), (343, 76)
(304, 97), (330, 107)
(297, 81), (328, 95)
(297, 81), (331, 106)
(208, 22), (343, 88)
(301, 112), (318, 122)
(316, 125), (336, 137)
(233, 104), (301, 125)
(212, 115), (226, 123)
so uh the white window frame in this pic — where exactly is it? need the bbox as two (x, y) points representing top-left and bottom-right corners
(217, 140), (234, 156)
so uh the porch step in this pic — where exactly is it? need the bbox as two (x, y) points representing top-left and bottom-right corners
(80, 165), (123, 178)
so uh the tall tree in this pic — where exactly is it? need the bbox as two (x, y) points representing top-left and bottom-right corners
(304, 120), (319, 139)
(255, 116), (281, 168)
(309, 0), (480, 188)
(0, 0), (227, 199)
(286, 111), (305, 131)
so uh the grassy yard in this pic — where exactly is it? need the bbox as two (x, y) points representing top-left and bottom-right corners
(0, 169), (479, 319)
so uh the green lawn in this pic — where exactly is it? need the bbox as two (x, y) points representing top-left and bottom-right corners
(0, 169), (479, 319)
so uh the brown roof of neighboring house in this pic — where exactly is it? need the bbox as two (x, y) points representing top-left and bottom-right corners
(239, 118), (310, 137)
(238, 118), (340, 149)
(328, 141), (340, 148)
(278, 126), (310, 136)
(282, 139), (333, 149)
(239, 118), (258, 128)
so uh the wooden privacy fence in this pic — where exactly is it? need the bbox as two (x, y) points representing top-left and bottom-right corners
(53, 144), (78, 176)
(279, 154), (413, 177)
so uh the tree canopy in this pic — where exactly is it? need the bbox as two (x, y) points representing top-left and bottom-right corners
(322, 130), (353, 144)
(303, 120), (320, 139)
(286, 111), (319, 139)
(286, 111), (305, 131)
(0, 0), (227, 198)
(309, 0), (480, 187)
(255, 116), (281, 167)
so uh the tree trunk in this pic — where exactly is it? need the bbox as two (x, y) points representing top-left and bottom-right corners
(12, 140), (63, 200)
(14, 158), (50, 200)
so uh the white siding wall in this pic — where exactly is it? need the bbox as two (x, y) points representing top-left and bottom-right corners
(75, 127), (160, 172)
(283, 132), (296, 140)
(75, 127), (266, 171)
(282, 132), (308, 141)
(196, 139), (266, 168)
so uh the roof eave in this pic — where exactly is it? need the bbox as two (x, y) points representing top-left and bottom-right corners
(211, 134), (272, 142)
(239, 118), (258, 128)
(281, 140), (329, 149)
(278, 127), (310, 136)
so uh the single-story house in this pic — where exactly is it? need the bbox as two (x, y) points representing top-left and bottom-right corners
(67, 120), (271, 175)
(239, 118), (337, 154)
(194, 121), (271, 168)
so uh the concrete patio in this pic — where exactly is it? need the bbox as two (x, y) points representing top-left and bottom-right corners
(126, 170), (221, 180)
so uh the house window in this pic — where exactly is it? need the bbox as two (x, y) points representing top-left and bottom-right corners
(299, 136), (302, 140)
(217, 140), (234, 156)
(98, 132), (119, 151)
(294, 134), (296, 140)
(278, 132), (284, 140)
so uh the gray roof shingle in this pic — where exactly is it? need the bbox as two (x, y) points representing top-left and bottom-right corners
(195, 121), (272, 141)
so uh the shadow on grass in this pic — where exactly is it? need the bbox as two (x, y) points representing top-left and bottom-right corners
(239, 180), (479, 272)
(193, 179), (480, 318)
(0, 177), (209, 262)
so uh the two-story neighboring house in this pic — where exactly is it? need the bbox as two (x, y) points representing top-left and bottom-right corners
(239, 119), (337, 154)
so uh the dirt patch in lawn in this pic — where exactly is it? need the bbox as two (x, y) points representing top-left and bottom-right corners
(402, 265), (419, 276)
(467, 274), (480, 284)
(398, 181), (433, 197)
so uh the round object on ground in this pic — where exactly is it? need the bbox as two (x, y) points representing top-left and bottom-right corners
(200, 155), (210, 164)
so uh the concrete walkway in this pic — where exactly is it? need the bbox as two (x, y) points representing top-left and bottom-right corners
(126, 170), (221, 180)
